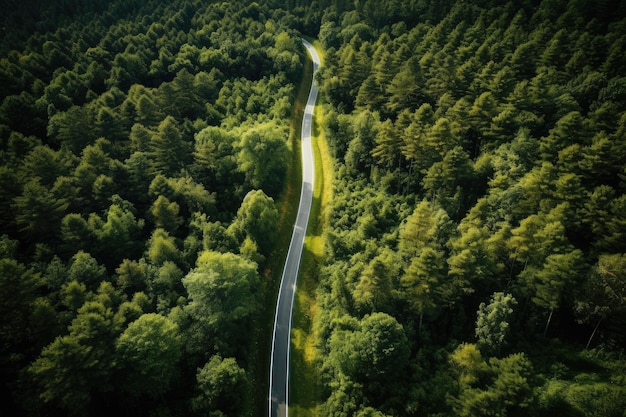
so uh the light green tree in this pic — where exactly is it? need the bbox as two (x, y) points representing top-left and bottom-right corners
(150, 195), (183, 233)
(116, 313), (182, 398)
(401, 246), (445, 333)
(229, 189), (279, 256)
(475, 292), (517, 356)
(182, 251), (259, 357)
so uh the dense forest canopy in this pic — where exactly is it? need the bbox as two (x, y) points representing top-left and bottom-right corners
(313, 0), (626, 416)
(1, 0), (626, 417)
(0, 0), (312, 415)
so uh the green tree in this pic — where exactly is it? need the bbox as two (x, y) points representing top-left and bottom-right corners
(539, 111), (586, 162)
(331, 312), (410, 405)
(95, 106), (126, 142)
(229, 189), (279, 256)
(321, 373), (364, 417)
(73, 139), (114, 208)
(355, 407), (392, 417)
(146, 228), (183, 267)
(446, 224), (502, 305)
(192, 355), (246, 415)
(62, 279), (88, 314)
(450, 345), (533, 417)
(475, 292), (517, 356)
(116, 313), (182, 398)
(353, 248), (400, 314)
(150, 194), (183, 233)
(20, 145), (76, 188)
(170, 68), (203, 119)
(422, 146), (474, 216)
(115, 258), (152, 295)
(61, 213), (94, 253)
(67, 251), (107, 291)
(398, 200), (452, 260)
(532, 249), (585, 336)
(575, 253), (626, 348)
(344, 111), (378, 174)
(149, 175), (216, 219)
(47, 105), (95, 154)
(153, 261), (184, 313)
(30, 294), (122, 415)
(182, 251), (259, 357)
(0, 258), (43, 369)
(150, 116), (190, 176)
(93, 198), (145, 266)
(386, 59), (426, 113)
(129, 123), (153, 152)
(13, 177), (68, 240)
(450, 343), (490, 388)
(401, 246), (446, 333)
(192, 126), (240, 196)
(371, 119), (402, 170)
(108, 52), (148, 89)
(29, 334), (100, 414)
(237, 123), (289, 197)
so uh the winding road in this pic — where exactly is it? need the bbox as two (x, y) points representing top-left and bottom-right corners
(268, 39), (320, 417)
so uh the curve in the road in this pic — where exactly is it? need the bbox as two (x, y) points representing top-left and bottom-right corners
(268, 39), (320, 417)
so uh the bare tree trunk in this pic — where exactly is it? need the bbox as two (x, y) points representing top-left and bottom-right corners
(586, 318), (602, 349)
(543, 308), (554, 337)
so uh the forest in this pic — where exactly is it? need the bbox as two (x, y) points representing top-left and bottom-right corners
(1, 0), (625, 417)
(312, 0), (626, 416)
(1, 0), (309, 415)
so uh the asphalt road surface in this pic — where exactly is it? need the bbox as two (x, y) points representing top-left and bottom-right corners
(268, 39), (320, 417)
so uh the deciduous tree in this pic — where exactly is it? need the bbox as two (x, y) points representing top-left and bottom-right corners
(116, 313), (182, 398)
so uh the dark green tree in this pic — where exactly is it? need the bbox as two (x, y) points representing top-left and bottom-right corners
(150, 116), (190, 176)
(13, 177), (68, 241)
(192, 355), (247, 415)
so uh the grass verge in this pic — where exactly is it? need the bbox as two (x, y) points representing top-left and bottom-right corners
(290, 39), (332, 417)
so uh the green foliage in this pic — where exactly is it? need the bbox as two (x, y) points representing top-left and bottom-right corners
(147, 228), (183, 267)
(29, 288), (126, 414)
(353, 248), (399, 314)
(475, 292), (517, 356)
(149, 116), (190, 176)
(182, 251), (259, 357)
(151, 195), (183, 233)
(327, 312), (410, 411)
(13, 177), (69, 240)
(229, 189), (280, 256)
(192, 355), (247, 416)
(3, 0), (626, 416)
(237, 122), (289, 197)
(315, 0), (626, 415)
(116, 313), (182, 398)
(401, 246), (445, 319)
(450, 346), (534, 417)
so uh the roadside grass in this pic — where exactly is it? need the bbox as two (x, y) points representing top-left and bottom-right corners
(248, 45), (312, 417)
(290, 39), (331, 417)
